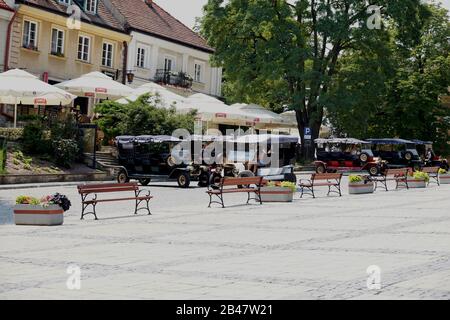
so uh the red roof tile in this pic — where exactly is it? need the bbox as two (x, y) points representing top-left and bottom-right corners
(0, 0), (13, 11)
(109, 0), (214, 53)
(16, 0), (125, 32)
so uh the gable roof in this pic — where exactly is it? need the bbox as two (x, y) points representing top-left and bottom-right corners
(16, 0), (125, 32)
(109, 0), (214, 53)
(0, 0), (13, 11)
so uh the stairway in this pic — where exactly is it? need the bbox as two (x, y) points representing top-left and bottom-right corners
(83, 150), (120, 176)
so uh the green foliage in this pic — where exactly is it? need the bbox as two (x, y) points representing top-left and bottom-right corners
(349, 175), (364, 183)
(438, 168), (448, 174)
(326, 3), (450, 155)
(280, 181), (297, 193)
(0, 128), (23, 141)
(15, 195), (41, 205)
(94, 94), (197, 140)
(201, 0), (428, 159)
(412, 171), (430, 183)
(52, 139), (79, 169)
(0, 138), (6, 174)
(22, 121), (49, 154)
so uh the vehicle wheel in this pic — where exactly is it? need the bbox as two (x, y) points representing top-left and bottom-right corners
(237, 170), (254, 188)
(284, 173), (297, 184)
(316, 164), (326, 174)
(368, 166), (379, 176)
(359, 153), (369, 163)
(209, 172), (222, 189)
(139, 178), (151, 186)
(167, 156), (176, 167)
(198, 172), (210, 187)
(405, 152), (413, 161)
(177, 172), (190, 188)
(117, 170), (130, 184)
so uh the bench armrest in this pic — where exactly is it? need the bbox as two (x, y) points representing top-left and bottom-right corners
(298, 179), (312, 185)
(136, 189), (151, 197)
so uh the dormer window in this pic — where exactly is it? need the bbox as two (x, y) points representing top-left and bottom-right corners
(58, 0), (71, 5)
(85, 0), (98, 14)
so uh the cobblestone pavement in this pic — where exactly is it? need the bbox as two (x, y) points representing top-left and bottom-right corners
(0, 176), (449, 300)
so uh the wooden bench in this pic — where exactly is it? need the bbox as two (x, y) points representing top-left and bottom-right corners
(370, 168), (409, 191)
(298, 173), (343, 198)
(206, 176), (264, 208)
(77, 182), (153, 220)
(421, 167), (440, 186)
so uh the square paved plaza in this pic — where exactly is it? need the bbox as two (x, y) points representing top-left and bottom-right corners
(1, 176), (450, 299)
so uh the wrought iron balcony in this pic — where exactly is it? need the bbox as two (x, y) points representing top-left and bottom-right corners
(154, 69), (193, 89)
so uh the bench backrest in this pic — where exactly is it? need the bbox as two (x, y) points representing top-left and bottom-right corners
(385, 168), (408, 177)
(221, 176), (264, 187)
(312, 173), (343, 181)
(421, 167), (440, 174)
(78, 182), (139, 194)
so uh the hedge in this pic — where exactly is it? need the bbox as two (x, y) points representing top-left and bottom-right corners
(0, 137), (6, 174)
(0, 128), (23, 141)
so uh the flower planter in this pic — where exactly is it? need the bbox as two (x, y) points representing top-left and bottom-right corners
(260, 186), (294, 202)
(13, 204), (64, 226)
(407, 178), (427, 188)
(439, 174), (450, 185)
(348, 180), (375, 194)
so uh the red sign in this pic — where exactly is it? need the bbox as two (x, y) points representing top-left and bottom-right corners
(95, 87), (107, 93)
(34, 98), (47, 105)
(215, 113), (227, 118)
(253, 118), (260, 123)
(42, 72), (48, 83)
(85, 92), (95, 97)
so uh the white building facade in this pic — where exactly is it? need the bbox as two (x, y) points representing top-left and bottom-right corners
(127, 31), (222, 97)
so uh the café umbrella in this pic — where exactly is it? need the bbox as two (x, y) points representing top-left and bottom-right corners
(0, 69), (75, 128)
(56, 71), (133, 116)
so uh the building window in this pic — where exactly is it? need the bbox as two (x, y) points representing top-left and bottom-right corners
(164, 56), (175, 72)
(194, 62), (204, 82)
(58, 0), (71, 5)
(51, 28), (64, 56)
(77, 35), (90, 62)
(136, 46), (146, 68)
(23, 20), (38, 50)
(102, 42), (114, 68)
(85, 0), (98, 14)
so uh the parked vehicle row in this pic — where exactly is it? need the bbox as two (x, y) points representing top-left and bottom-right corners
(114, 134), (299, 188)
(314, 138), (448, 175)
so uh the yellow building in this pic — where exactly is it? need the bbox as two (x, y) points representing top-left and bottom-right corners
(2, 0), (130, 121)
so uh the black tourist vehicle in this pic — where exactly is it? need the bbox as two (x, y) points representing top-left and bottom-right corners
(412, 139), (449, 170)
(115, 135), (208, 188)
(314, 138), (382, 176)
(366, 138), (423, 170)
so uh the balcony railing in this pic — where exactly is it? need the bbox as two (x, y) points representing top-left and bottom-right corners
(154, 69), (193, 89)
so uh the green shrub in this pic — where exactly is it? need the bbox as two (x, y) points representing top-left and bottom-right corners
(16, 195), (40, 205)
(23, 163), (31, 171)
(349, 175), (364, 183)
(52, 139), (79, 168)
(280, 181), (297, 193)
(438, 168), (448, 174)
(0, 138), (6, 174)
(412, 171), (430, 183)
(0, 128), (23, 141)
(22, 121), (48, 154)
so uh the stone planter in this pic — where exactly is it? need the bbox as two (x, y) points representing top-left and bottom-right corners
(439, 173), (450, 185)
(13, 204), (64, 226)
(260, 186), (294, 202)
(348, 180), (375, 194)
(407, 178), (427, 188)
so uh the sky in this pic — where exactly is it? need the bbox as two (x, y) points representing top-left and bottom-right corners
(157, 0), (450, 29)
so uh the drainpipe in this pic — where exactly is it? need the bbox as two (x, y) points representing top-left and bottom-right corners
(122, 41), (128, 84)
(4, 8), (18, 71)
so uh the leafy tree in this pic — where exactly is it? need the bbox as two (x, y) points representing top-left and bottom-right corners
(94, 94), (197, 140)
(201, 0), (428, 159)
(327, 3), (450, 154)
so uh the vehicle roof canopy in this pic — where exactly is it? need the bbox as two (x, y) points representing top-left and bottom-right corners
(410, 139), (433, 145)
(314, 138), (369, 145)
(366, 138), (415, 145)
